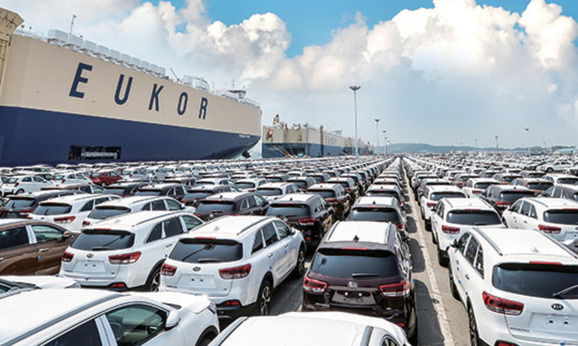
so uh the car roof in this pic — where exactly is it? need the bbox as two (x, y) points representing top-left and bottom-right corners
(86, 210), (187, 230)
(39, 193), (112, 204)
(308, 183), (341, 190)
(354, 196), (399, 207)
(427, 185), (464, 192)
(274, 193), (318, 203)
(184, 215), (273, 239)
(257, 182), (294, 188)
(325, 221), (392, 245)
(204, 192), (252, 201)
(518, 197), (578, 209)
(94, 196), (173, 208)
(442, 197), (493, 210)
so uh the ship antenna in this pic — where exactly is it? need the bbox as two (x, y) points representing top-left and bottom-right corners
(170, 68), (180, 83)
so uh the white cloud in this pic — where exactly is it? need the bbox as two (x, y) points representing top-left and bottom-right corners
(2, 0), (578, 148)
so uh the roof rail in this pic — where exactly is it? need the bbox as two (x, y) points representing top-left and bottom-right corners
(133, 210), (183, 227)
(236, 217), (270, 236)
(472, 227), (503, 256)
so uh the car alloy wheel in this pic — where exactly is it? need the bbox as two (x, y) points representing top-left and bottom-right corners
(258, 280), (272, 315)
(291, 247), (306, 279)
(448, 267), (460, 300)
(468, 304), (480, 346)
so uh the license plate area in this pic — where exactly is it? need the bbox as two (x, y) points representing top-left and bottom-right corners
(188, 274), (216, 288)
(331, 290), (376, 305)
(529, 313), (577, 330)
(78, 260), (105, 273)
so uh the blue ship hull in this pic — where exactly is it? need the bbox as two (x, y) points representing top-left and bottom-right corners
(0, 106), (260, 166)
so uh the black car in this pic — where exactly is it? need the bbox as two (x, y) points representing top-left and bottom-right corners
(266, 193), (334, 245)
(194, 192), (269, 221)
(481, 185), (535, 215)
(103, 182), (150, 197)
(181, 184), (237, 207)
(302, 221), (417, 343)
(0, 190), (79, 218)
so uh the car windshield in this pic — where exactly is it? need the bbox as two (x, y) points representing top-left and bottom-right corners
(348, 207), (400, 223)
(32, 203), (72, 215)
(558, 178), (578, 185)
(72, 230), (135, 251)
(196, 201), (235, 213)
(135, 189), (162, 196)
(4, 198), (35, 208)
(266, 203), (310, 217)
(499, 191), (535, 202)
(431, 192), (465, 201)
(169, 238), (243, 263)
(308, 189), (335, 198)
(543, 209), (578, 225)
(87, 206), (131, 220)
(256, 188), (283, 196)
(446, 210), (502, 225)
(493, 263), (578, 299)
(311, 248), (400, 278)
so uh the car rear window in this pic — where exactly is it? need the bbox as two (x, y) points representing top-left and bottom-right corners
(4, 198), (35, 208)
(90, 173), (101, 178)
(256, 188), (283, 196)
(308, 189), (335, 198)
(87, 206), (131, 220)
(184, 191), (213, 200)
(6, 178), (18, 184)
(266, 203), (311, 217)
(493, 263), (578, 299)
(499, 191), (535, 202)
(543, 209), (578, 225)
(196, 201), (235, 213)
(431, 192), (465, 201)
(559, 178), (578, 185)
(32, 203), (72, 215)
(332, 181), (350, 189)
(135, 189), (162, 196)
(103, 187), (129, 195)
(289, 181), (308, 188)
(311, 248), (400, 278)
(527, 182), (552, 190)
(170, 238), (243, 263)
(348, 207), (400, 223)
(474, 182), (496, 189)
(366, 191), (398, 198)
(233, 182), (255, 189)
(446, 210), (502, 225)
(72, 230), (135, 251)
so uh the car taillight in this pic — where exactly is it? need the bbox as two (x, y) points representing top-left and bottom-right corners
(326, 198), (339, 204)
(14, 182), (19, 187)
(54, 216), (76, 223)
(218, 300), (241, 307)
(18, 208), (34, 215)
(62, 252), (74, 262)
(61, 179), (66, 183)
(109, 252), (141, 265)
(495, 342), (519, 346)
(161, 263), (177, 276)
(394, 222), (405, 230)
(82, 220), (91, 226)
(538, 224), (561, 234)
(219, 264), (251, 279)
(303, 276), (327, 294)
(495, 201), (510, 207)
(427, 202), (437, 208)
(298, 218), (316, 226)
(380, 280), (410, 297)
(442, 225), (460, 234)
(483, 291), (524, 315)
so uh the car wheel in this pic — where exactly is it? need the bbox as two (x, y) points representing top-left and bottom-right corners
(16, 189), (24, 195)
(547, 167), (553, 173)
(146, 266), (161, 292)
(468, 304), (481, 346)
(448, 266), (460, 300)
(290, 246), (306, 279)
(196, 333), (216, 346)
(431, 229), (438, 244)
(437, 249), (448, 267)
(257, 279), (272, 315)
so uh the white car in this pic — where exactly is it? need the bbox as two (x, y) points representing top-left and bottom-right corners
(255, 182), (301, 202)
(462, 178), (499, 198)
(60, 210), (203, 291)
(543, 173), (578, 186)
(448, 228), (578, 346)
(81, 196), (195, 227)
(160, 215), (305, 321)
(419, 185), (466, 228)
(52, 171), (92, 185)
(28, 194), (120, 231)
(0, 275), (80, 292)
(0, 288), (219, 346)
(233, 178), (269, 192)
(1, 175), (53, 196)
(209, 311), (410, 346)
(430, 197), (504, 266)
(502, 197), (578, 241)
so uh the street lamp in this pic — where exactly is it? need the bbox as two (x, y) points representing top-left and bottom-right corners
(383, 130), (387, 157)
(374, 119), (380, 156)
(525, 127), (530, 155)
(350, 85), (361, 159)
(495, 135), (499, 155)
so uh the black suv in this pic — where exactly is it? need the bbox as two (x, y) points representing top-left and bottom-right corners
(481, 185), (534, 215)
(0, 190), (79, 219)
(302, 221), (416, 342)
(194, 192), (269, 221)
(266, 193), (334, 245)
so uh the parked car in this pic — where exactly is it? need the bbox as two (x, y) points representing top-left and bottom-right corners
(194, 192), (269, 221)
(511, 178), (553, 196)
(448, 228), (578, 346)
(135, 183), (188, 201)
(419, 185), (466, 228)
(481, 185), (535, 215)
(161, 216), (305, 320)
(0, 175), (53, 196)
(0, 288), (219, 346)
(42, 183), (105, 194)
(181, 184), (237, 207)
(302, 221), (417, 342)
(255, 182), (301, 202)
(89, 169), (123, 186)
(307, 183), (351, 220)
(544, 173), (578, 186)
(103, 181), (150, 197)
(462, 178), (499, 198)
(347, 196), (408, 240)
(0, 190), (79, 219)
(542, 184), (578, 201)
(0, 219), (75, 275)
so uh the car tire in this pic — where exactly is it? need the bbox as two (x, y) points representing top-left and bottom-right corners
(448, 266), (460, 300)
(547, 167), (553, 173)
(437, 249), (448, 267)
(257, 279), (272, 315)
(468, 304), (482, 346)
(290, 246), (306, 279)
(145, 266), (161, 292)
(16, 189), (24, 195)
(431, 229), (438, 244)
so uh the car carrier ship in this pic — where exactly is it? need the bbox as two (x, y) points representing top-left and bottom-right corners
(0, 7), (261, 166)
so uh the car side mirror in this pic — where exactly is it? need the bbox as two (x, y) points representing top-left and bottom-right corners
(62, 231), (74, 240)
(450, 239), (459, 248)
(165, 310), (180, 330)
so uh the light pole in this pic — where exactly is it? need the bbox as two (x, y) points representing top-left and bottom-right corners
(383, 130), (387, 157)
(374, 119), (380, 156)
(525, 127), (530, 155)
(350, 85), (361, 159)
(69, 14), (77, 36)
(495, 135), (499, 155)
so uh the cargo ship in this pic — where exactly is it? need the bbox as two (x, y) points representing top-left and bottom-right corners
(261, 115), (373, 158)
(0, 7), (261, 166)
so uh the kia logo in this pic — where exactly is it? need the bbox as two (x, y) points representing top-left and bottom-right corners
(347, 281), (358, 288)
(193, 267), (201, 272)
(86, 253), (94, 258)
(552, 303), (564, 311)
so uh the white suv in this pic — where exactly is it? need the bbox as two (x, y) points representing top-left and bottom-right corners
(60, 210), (203, 291)
(419, 185), (466, 228)
(1, 175), (53, 196)
(160, 215), (305, 321)
(28, 194), (120, 231)
(448, 228), (578, 346)
(81, 196), (194, 227)
(431, 198), (504, 266)
(502, 197), (578, 241)
(462, 178), (499, 198)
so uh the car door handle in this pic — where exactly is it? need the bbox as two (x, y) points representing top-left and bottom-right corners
(465, 274), (470, 280)
(268, 253), (274, 259)
(38, 248), (49, 252)
(0, 257), (3, 261)
(284, 244), (289, 249)
(456, 259), (460, 265)
(166, 244), (173, 248)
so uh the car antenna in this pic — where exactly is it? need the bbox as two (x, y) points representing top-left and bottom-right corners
(353, 235), (359, 243)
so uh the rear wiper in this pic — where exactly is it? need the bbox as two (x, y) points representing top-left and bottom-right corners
(351, 273), (379, 278)
(553, 284), (578, 299)
(91, 246), (111, 251)
(197, 258), (221, 263)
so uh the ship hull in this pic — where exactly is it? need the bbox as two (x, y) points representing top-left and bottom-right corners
(262, 142), (346, 158)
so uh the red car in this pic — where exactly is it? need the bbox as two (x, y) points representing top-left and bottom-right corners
(89, 170), (123, 186)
